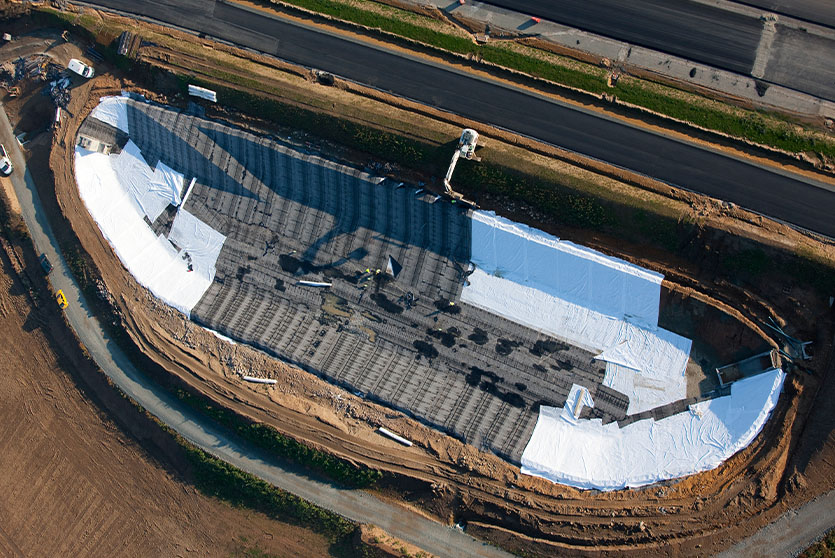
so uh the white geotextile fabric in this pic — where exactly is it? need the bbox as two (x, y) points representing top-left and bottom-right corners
(562, 384), (595, 423)
(468, 211), (662, 327)
(112, 140), (184, 222)
(90, 95), (130, 133)
(168, 209), (226, 284)
(602, 362), (686, 415)
(75, 143), (225, 317)
(520, 369), (785, 490)
(462, 211), (692, 416)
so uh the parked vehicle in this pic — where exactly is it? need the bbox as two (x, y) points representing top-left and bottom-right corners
(39, 254), (53, 274)
(0, 144), (12, 176)
(67, 58), (94, 78)
(56, 290), (68, 309)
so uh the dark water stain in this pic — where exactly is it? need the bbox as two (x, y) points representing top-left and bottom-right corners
(427, 326), (460, 348)
(495, 338), (520, 356)
(555, 359), (574, 371)
(468, 328), (488, 345)
(465, 367), (523, 408)
(515, 382), (527, 392)
(371, 292), (403, 314)
(413, 340), (439, 359)
(323, 267), (363, 284)
(533, 364), (547, 374)
(279, 254), (363, 284)
(480, 381), (525, 408)
(236, 265), (251, 281)
(530, 339), (569, 357)
(373, 272), (394, 291)
(279, 254), (313, 275)
(465, 366), (502, 387)
(274, 278), (285, 291)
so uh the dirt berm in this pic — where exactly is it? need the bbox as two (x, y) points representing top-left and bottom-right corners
(35, 61), (835, 558)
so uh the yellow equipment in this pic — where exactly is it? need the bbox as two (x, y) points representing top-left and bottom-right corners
(56, 290), (68, 309)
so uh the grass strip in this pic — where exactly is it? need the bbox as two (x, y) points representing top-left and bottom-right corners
(175, 388), (384, 488)
(183, 442), (357, 540)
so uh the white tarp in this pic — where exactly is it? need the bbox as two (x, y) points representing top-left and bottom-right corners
(521, 369), (785, 490)
(188, 84), (217, 102)
(468, 211), (662, 328)
(562, 384), (594, 422)
(168, 209), (226, 285)
(112, 140), (184, 222)
(463, 211), (691, 416)
(75, 137), (224, 317)
(90, 95), (130, 133)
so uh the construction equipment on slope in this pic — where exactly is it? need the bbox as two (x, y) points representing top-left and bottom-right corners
(442, 129), (479, 207)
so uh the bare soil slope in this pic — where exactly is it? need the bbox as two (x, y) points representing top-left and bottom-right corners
(0, 236), (341, 557)
(13, 16), (833, 558)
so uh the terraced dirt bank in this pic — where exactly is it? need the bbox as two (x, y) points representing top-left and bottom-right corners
(0, 192), (357, 557)
(11, 8), (835, 558)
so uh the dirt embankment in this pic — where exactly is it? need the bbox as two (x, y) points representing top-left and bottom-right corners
(0, 208), (342, 557)
(37, 67), (835, 558)
(11, 13), (831, 556)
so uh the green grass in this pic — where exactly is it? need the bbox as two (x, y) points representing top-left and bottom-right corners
(615, 81), (835, 157)
(184, 443), (356, 540)
(800, 528), (835, 558)
(272, 0), (478, 53)
(176, 388), (383, 488)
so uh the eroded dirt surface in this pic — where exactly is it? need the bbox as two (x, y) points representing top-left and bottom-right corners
(8, 19), (834, 558)
(0, 229), (339, 557)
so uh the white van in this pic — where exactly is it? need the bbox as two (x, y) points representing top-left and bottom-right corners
(0, 144), (12, 176)
(68, 58), (94, 78)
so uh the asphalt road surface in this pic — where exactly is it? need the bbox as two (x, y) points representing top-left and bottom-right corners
(85, 0), (835, 237)
(480, 0), (762, 75)
(735, 0), (835, 28)
(0, 104), (513, 558)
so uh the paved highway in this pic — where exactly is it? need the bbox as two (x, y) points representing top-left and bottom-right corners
(0, 104), (512, 558)
(481, 0), (762, 75)
(736, 0), (835, 28)
(83, 0), (835, 238)
(478, 0), (835, 101)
